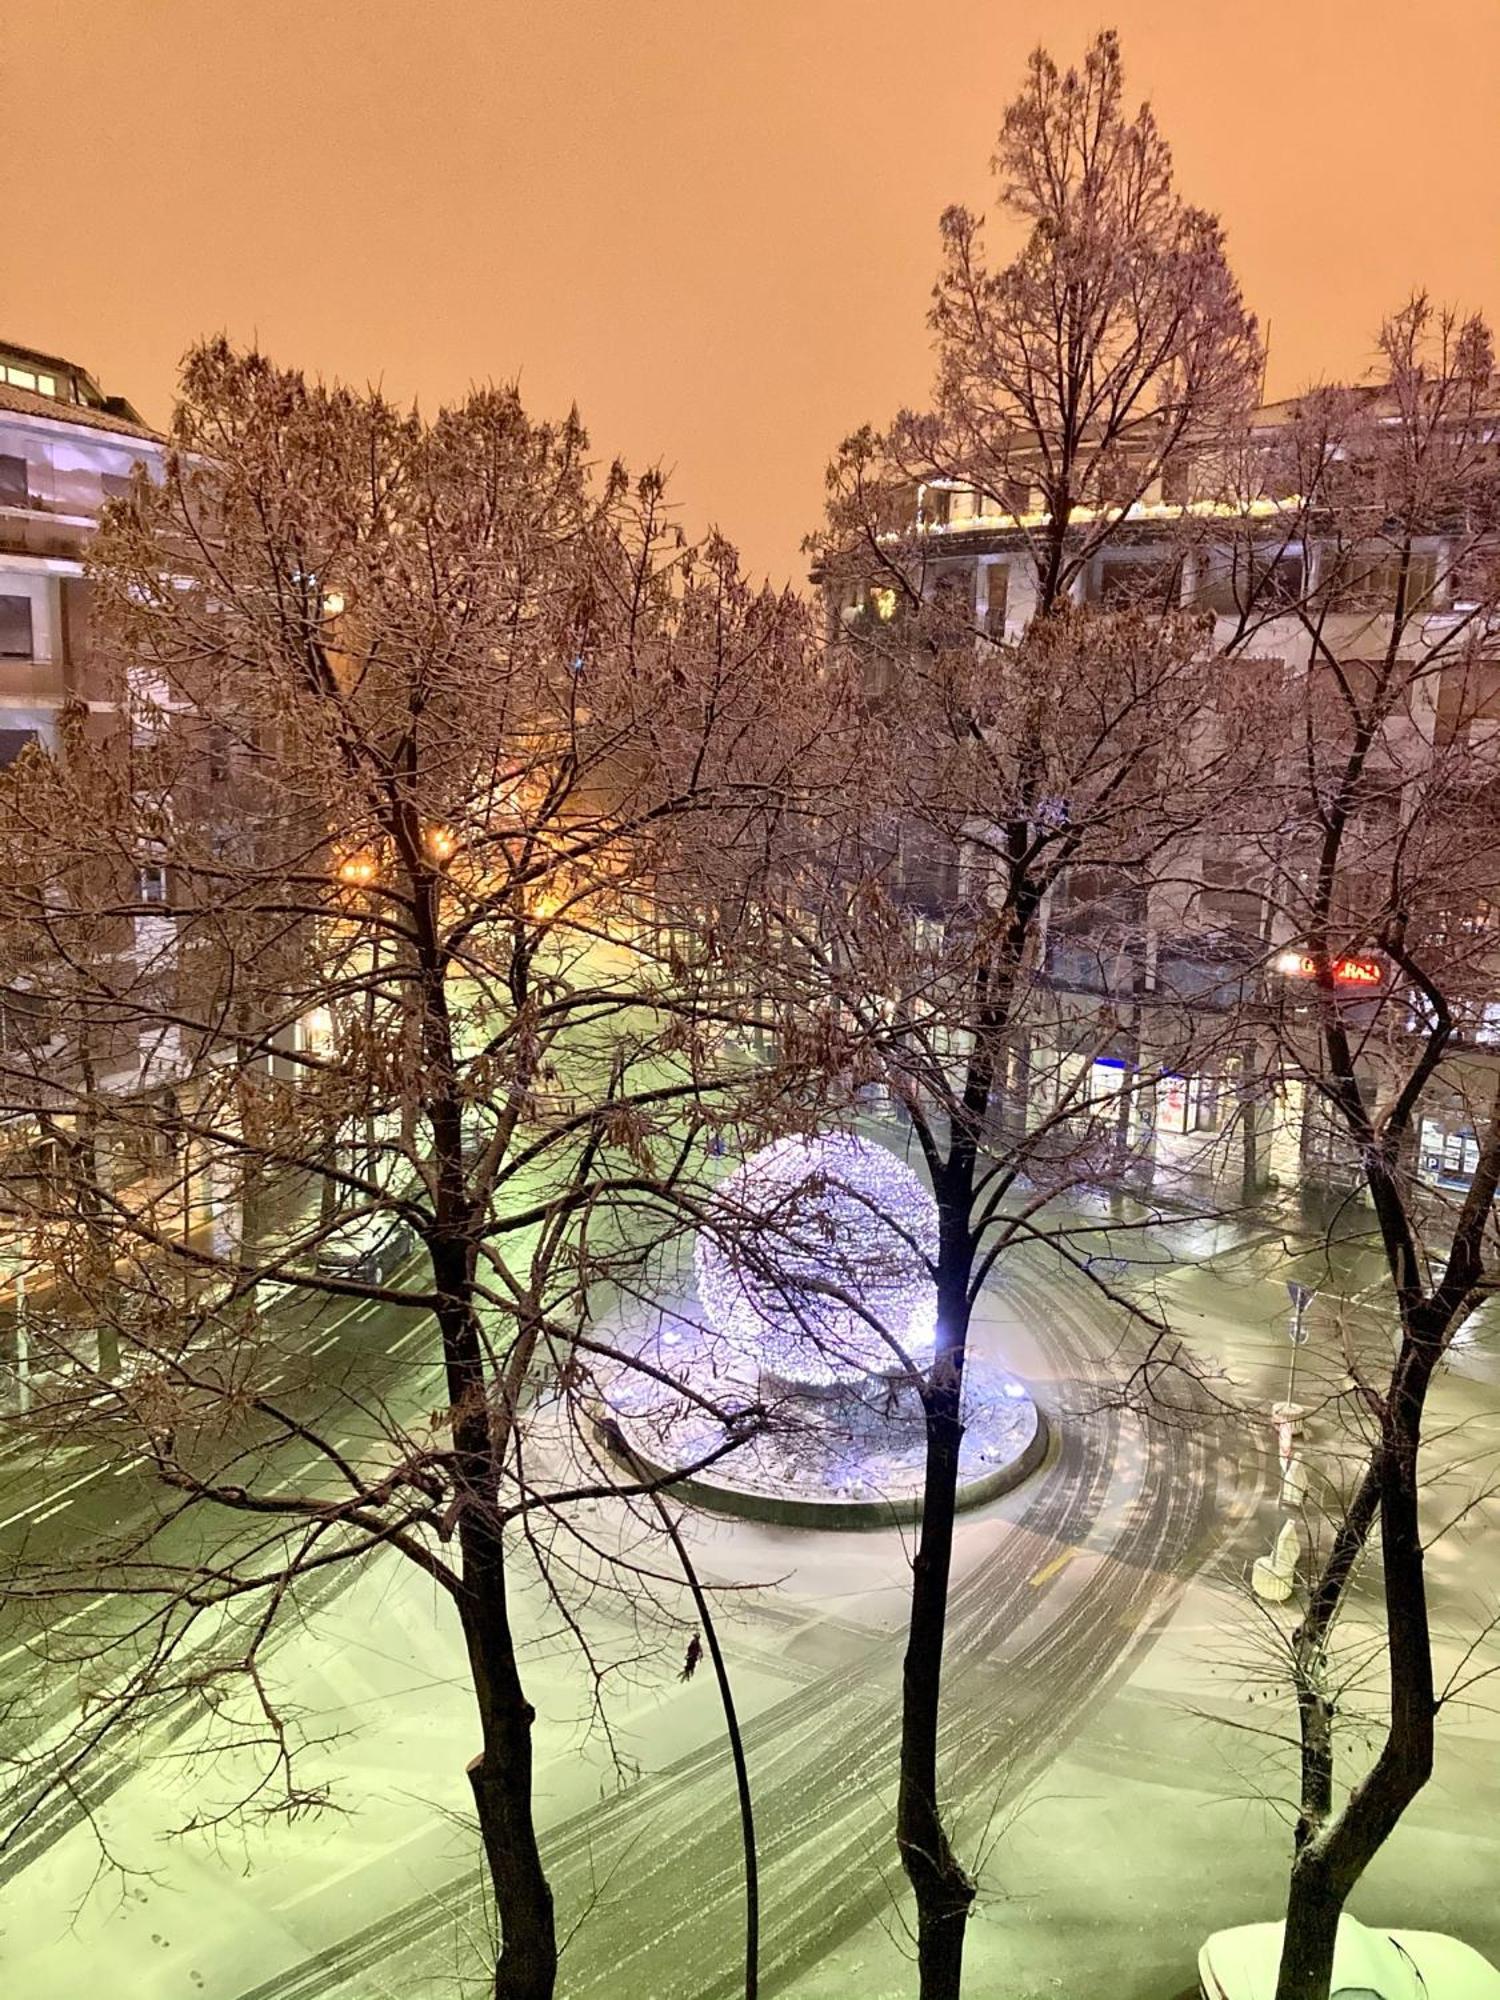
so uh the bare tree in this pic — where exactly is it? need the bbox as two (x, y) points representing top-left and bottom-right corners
(0, 343), (821, 2000)
(1218, 301), (1500, 2000)
(795, 35), (1264, 1996)
(818, 28), (1259, 635)
(703, 587), (1273, 1996)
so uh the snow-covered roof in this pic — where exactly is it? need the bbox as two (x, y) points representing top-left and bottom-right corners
(0, 379), (162, 445)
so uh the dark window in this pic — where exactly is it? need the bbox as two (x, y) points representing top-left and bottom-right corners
(100, 470), (137, 506)
(1192, 1074), (1222, 1132)
(0, 987), (52, 1052)
(1198, 549), (1304, 616)
(1322, 547), (1438, 614)
(931, 567), (973, 627)
(138, 862), (168, 905)
(984, 563), (1009, 634)
(1160, 456), (1192, 506)
(1094, 452), (1138, 507)
(1098, 555), (1182, 609)
(0, 595), (34, 658)
(0, 728), (40, 767)
(1000, 476), (1034, 517)
(0, 454), (28, 505)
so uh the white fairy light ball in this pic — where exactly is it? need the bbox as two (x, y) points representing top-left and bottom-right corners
(695, 1133), (939, 1388)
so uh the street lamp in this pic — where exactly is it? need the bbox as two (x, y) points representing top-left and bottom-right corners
(337, 852), (378, 887)
(1252, 1281), (1318, 1606)
(1280, 1280), (1314, 1411)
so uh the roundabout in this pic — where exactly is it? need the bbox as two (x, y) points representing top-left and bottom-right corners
(599, 1132), (1048, 1527)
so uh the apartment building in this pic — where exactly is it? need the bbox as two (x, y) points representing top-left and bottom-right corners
(823, 382), (1500, 1208)
(0, 339), (161, 760)
(0, 341), (194, 1339)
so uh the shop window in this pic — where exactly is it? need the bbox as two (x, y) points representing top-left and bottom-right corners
(1192, 1075), (1222, 1132)
(931, 568), (974, 631)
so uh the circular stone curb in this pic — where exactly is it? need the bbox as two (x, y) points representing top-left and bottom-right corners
(601, 1400), (1051, 1531)
(595, 1330), (1051, 1532)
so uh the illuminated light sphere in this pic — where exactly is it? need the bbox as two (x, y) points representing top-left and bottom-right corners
(695, 1133), (939, 1388)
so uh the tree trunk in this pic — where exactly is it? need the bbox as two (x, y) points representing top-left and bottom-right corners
(1274, 1852), (1343, 2000)
(460, 1532), (558, 2000)
(897, 1259), (976, 1999)
(1276, 1422), (1436, 2000)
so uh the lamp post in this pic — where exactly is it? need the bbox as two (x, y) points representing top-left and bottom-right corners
(1284, 1279), (1314, 1399)
(1272, 1278), (1315, 1467)
(1254, 1281), (1317, 1603)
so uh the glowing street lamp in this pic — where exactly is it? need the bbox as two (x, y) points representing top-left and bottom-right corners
(336, 852), (378, 887)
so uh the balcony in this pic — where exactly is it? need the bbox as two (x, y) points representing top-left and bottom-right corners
(0, 503), (95, 562)
(0, 656), (67, 703)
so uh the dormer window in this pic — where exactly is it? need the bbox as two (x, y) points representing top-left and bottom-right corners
(1, 363), (58, 397)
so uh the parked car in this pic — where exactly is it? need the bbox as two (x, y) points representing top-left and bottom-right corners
(312, 1212), (416, 1286)
(1199, 1917), (1500, 2000)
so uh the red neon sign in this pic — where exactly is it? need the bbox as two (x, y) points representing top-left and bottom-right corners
(1278, 952), (1382, 986)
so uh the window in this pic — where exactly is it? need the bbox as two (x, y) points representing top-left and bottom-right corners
(0, 728), (40, 768)
(138, 862), (168, 905)
(0, 595), (34, 659)
(983, 563), (1009, 635)
(1192, 1074), (1222, 1132)
(0, 454), (27, 505)
(0, 987), (52, 1053)
(1198, 549), (1304, 616)
(920, 486), (952, 529)
(100, 471), (137, 505)
(1097, 554), (1183, 609)
(0, 363), (55, 396)
(1160, 456), (1192, 506)
(1324, 547), (1439, 614)
(999, 476), (1034, 518)
(931, 567), (974, 635)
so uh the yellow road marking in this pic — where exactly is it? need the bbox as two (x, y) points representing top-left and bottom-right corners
(1028, 1546), (1080, 1588)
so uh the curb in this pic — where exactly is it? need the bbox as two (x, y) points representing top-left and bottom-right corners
(597, 1398), (1051, 1534)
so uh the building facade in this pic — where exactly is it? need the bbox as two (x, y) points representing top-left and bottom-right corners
(823, 385), (1500, 1212)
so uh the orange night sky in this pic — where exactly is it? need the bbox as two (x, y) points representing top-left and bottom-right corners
(6, 0), (1496, 587)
